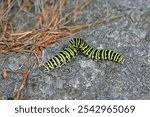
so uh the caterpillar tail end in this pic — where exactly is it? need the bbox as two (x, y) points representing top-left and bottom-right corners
(119, 57), (125, 64)
(43, 64), (50, 72)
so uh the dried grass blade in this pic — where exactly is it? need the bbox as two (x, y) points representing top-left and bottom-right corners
(13, 72), (28, 100)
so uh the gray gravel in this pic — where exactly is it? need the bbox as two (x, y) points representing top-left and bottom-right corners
(0, 0), (150, 100)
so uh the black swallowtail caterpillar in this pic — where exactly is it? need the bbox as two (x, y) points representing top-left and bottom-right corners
(68, 38), (124, 62)
(44, 47), (78, 72)
(44, 38), (124, 72)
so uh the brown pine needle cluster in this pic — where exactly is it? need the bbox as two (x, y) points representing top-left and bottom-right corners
(0, 0), (122, 57)
(0, 0), (91, 56)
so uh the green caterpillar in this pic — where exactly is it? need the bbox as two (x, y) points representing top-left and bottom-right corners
(68, 38), (124, 63)
(44, 38), (124, 72)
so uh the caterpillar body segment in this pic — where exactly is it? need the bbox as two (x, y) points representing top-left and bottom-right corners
(44, 47), (78, 72)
